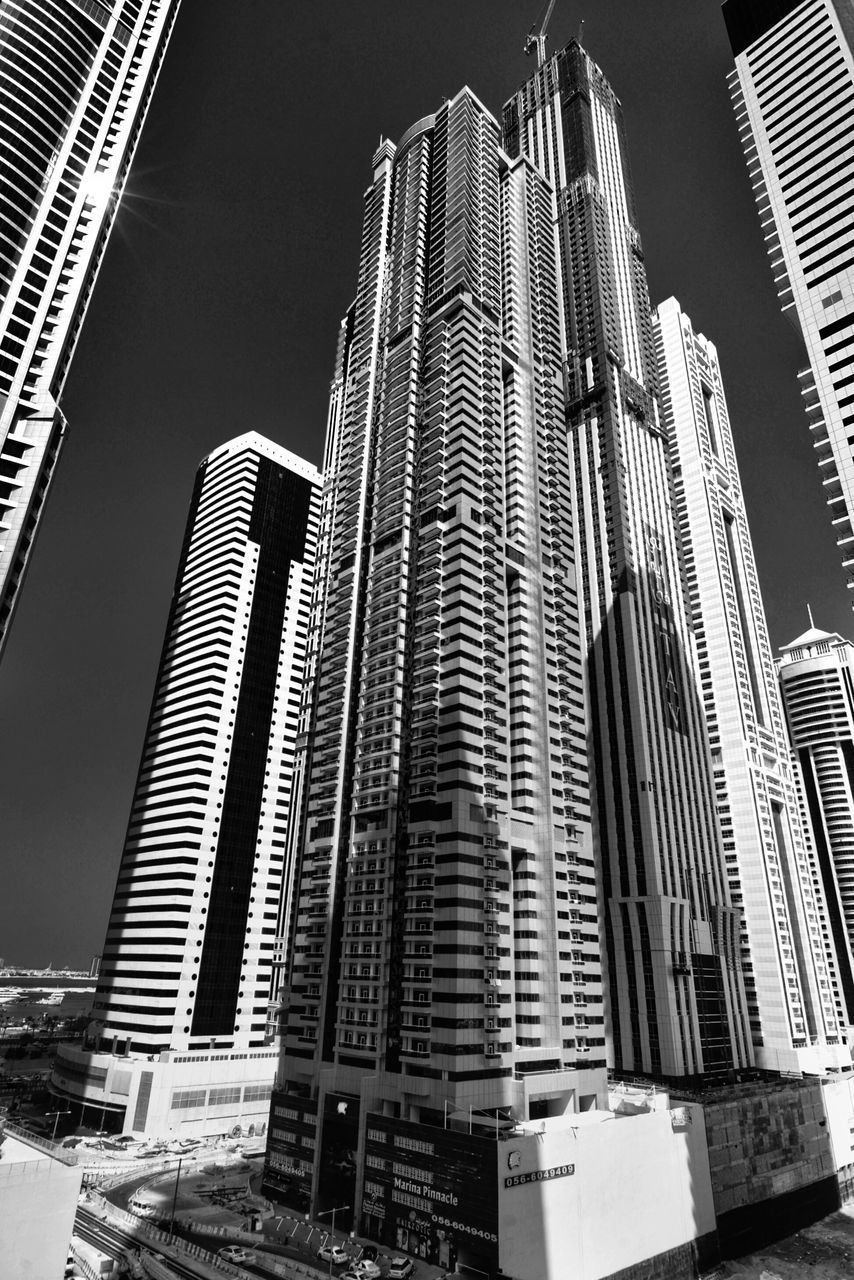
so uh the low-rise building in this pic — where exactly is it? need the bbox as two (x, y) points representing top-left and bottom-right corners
(0, 1122), (82, 1277)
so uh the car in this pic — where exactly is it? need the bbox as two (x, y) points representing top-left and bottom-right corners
(217, 1245), (256, 1264)
(388, 1260), (415, 1280)
(359, 1246), (378, 1262)
(318, 1245), (350, 1266)
(351, 1262), (381, 1280)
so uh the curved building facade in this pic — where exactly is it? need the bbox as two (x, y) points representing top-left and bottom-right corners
(0, 0), (181, 655)
(777, 622), (854, 1028)
(51, 433), (321, 1136)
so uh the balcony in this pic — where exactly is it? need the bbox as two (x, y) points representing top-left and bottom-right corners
(401, 1045), (430, 1059)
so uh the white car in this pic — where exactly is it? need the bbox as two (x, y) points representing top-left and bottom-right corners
(318, 1244), (350, 1266)
(352, 1263), (381, 1280)
(388, 1259), (415, 1280)
(217, 1245), (256, 1264)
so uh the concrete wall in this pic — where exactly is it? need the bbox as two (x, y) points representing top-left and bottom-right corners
(0, 1131), (82, 1278)
(496, 1106), (715, 1280)
(821, 1075), (854, 1173)
(702, 1079), (834, 1216)
(696, 1076), (854, 1257)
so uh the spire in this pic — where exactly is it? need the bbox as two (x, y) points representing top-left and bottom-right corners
(807, 602), (815, 628)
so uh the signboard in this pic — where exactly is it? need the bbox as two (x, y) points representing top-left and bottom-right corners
(430, 1212), (498, 1244)
(504, 1163), (575, 1188)
(392, 1176), (459, 1206)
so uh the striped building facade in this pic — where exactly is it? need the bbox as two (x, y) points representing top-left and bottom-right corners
(502, 43), (751, 1080)
(0, 0), (181, 655)
(51, 433), (320, 1136)
(655, 296), (850, 1073)
(267, 87), (608, 1260)
(724, 0), (854, 597)
(777, 622), (854, 1028)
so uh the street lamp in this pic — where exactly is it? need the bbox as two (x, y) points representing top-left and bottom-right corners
(169, 1156), (184, 1242)
(316, 1205), (350, 1280)
(45, 1109), (71, 1142)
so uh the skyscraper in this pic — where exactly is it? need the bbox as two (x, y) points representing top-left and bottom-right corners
(51, 432), (320, 1137)
(654, 296), (849, 1073)
(266, 37), (763, 1273)
(267, 84), (609, 1265)
(0, 0), (181, 656)
(502, 42), (750, 1079)
(777, 620), (854, 1024)
(723, 0), (854, 597)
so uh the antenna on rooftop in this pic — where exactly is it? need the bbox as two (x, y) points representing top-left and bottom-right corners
(578, 18), (585, 46)
(807, 602), (815, 628)
(524, 0), (558, 68)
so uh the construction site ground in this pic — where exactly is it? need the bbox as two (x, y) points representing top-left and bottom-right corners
(720, 1203), (854, 1280)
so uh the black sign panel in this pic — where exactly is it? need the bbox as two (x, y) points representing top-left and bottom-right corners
(362, 1113), (498, 1275)
(318, 1092), (360, 1230)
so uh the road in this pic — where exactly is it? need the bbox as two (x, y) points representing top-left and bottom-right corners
(76, 1201), (321, 1280)
(75, 1205), (219, 1280)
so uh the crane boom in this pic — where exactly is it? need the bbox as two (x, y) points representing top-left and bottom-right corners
(524, 0), (558, 67)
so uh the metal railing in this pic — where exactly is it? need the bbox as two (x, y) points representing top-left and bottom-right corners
(2, 1120), (79, 1165)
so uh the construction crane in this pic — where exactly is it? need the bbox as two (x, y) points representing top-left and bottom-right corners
(524, 0), (558, 67)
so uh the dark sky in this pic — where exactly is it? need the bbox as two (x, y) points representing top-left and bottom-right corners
(1, 0), (848, 969)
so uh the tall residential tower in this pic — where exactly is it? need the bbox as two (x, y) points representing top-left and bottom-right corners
(51, 433), (320, 1137)
(777, 620), (854, 1025)
(0, 0), (181, 655)
(502, 42), (751, 1080)
(268, 85), (608, 1272)
(723, 0), (854, 598)
(267, 37), (764, 1277)
(654, 296), (849, 1073)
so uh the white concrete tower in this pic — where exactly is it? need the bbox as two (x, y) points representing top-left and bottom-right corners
(51, 433), (321, 1136)
(267, 88), (608, 1269)
(724, 0), (854, 600)
(502, 42), (751, 1080)
(655, 296), (850, 1073)
(0, 0), (181, 656)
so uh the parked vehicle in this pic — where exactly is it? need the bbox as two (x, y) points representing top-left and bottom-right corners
(318, 1244), (350, 1266)
(217, 1245), (256, 1264)
(388, 1260), (415, 1280)
(351, 1261), (381, 1280)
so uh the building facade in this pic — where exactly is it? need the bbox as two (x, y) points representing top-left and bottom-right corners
(777, 621), (854, 1027)
(723, 0), (854, 597)
(265, 38), (774, 1276)
(654, 296), (850, 1073)
(501, 42), (750, 1080)
(0, 0), (181, 655)
(51, 432), (320, 1136)
(267, 84), (609, 1274)
(0, 1125), (82, 1280)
